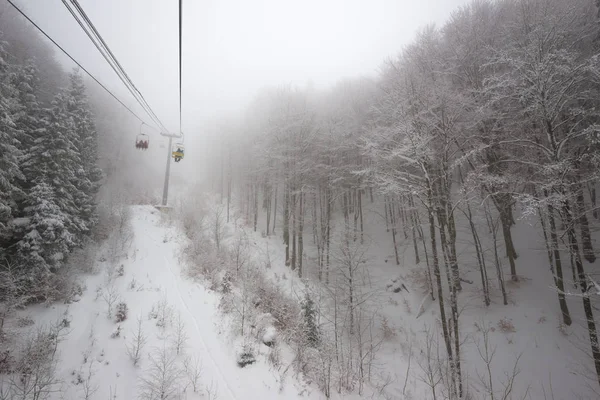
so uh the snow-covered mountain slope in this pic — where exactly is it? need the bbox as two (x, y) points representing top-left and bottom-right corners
(229, 196), (600, 400)
(6, 206), (321, 399)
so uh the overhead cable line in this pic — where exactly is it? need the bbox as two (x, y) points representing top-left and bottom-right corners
(4, 0), (152, 127)
(179, 0), (182, 134)
(67, 0), (168, 133)
(62, 0), (170, 133)
(60, 0), (163, 131)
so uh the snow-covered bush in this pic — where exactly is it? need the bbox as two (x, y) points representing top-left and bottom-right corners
(172, 312), (188, 355)
(182, 355), (202, 393)
(236, 342), (256, 368)
(139, 346), (182, 399)
(111, 325), (122, 338)
(115, 302), (128, 323)
(253, 273), (300, 337)
(126, 316), (147, 366)
(9, 323), (66, 399)
(101, 283), (120, 318)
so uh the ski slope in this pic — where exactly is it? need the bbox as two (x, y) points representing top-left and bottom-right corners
(14, 205), (321, 399)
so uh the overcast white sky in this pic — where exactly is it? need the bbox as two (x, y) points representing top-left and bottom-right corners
(18, 0), (470, 136)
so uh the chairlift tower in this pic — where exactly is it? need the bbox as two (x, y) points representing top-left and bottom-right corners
(160, 131), (183, 207)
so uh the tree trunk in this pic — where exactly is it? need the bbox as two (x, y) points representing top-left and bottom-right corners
(266, 183), (271, 235)
(353, 190), (359, 242)
(409, 197), (420, 265)
(291, 190), (297, 270)
(563, 200), (600, 385)
(389, 198), (400, 266)
(543, 200), (572, 326)
(298, 191), (304, 278)
(398, 200), (409, 239)
(466, 202), (490, 307)
(485, 204), (508, 306)
(588, 183), (598, 219)
(359, 189), (364, 244)
(575, 183), (596, 263)
(253, 183), (258, 232)
(384, 196), (390, 233)
(283, 183), (290, 263)
(227, 148), (231, 222)
(326, 187), (331, 284)
(426, 184), (455, 393)
(272, 183), (278, 235)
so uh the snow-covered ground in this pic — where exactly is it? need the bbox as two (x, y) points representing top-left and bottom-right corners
(226, 196), (600, 400)
(4, 198), (599, 400)
(5, 205), (323, 399)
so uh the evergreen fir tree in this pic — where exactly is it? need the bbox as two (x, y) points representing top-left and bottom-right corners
(301, 290), (320, 347)
(20, 89), (83, 250)
(0, 36), (24, 250)
(12, 59), (46, 154)
(67, 70), (101, 232)
(16, 177), (69, 271)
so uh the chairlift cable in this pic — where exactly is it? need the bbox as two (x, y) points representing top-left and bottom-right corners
(4, 0), (153, 128)
(68, 0), (167, 133)
(63, 0), (169, 133)
(179, 0), (183, 134)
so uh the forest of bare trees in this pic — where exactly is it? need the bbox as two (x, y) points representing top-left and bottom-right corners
(199, 0), (600, 396)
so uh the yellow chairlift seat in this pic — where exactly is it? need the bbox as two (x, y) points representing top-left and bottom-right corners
(172, 143), (185, 162)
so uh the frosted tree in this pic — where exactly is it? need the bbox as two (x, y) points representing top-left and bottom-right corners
(0, 35), (24, 253)
(67, 70), (102, 233)
(12, 59), (46, 153)
(16, 178), (69, 273)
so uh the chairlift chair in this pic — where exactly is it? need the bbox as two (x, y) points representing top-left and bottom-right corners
(172, 143), (184, 162)
(135, 133), (149, 150)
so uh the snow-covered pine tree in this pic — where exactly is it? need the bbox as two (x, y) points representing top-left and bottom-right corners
(67, 70), (102, 233)
(0, 35), (25, 254)
(301, 290), (319, 347)
(12, 59), (46, 155)
(19, 88), (83, 253)
(16, 177), (69, 274)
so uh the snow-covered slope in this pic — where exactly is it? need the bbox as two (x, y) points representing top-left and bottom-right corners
(7, 206), (321, 399)
(228, 196), (600, 400)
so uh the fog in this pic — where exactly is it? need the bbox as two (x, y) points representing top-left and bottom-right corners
(18, 0), (469, 137)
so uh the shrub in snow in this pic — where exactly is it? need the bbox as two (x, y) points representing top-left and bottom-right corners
(267, 343), (281, 368)
(116, 264), (125, 277)
(16, 316), (35, 328)
(126, 316), (147, 366)
(236, 345), (256, 368)
(262, 326), (277, 347)
(10, 324), (64, 398)
(236, 338), (256, 368)
(380, 316), (396, 340)
(149, 298), (173, 328)
(102, 283), (120, 318)
(221, 270), (232, 294)
(386, 277), (409, 293)
(65, 281), (84, 304)
(139, 346), (182, 399)
(111, 325), (122, 338)
(253, 313), (277, 345)
(183, 355), (202, 393)
(128, 276), (137, 290)
(172, 312), (188, 355)
(497, 317), (516, 333)
(301, 291), (319, 347)
(0, 349), (13, 374)
(115, 302), (128, 323)
(254, 275), (300, 334)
